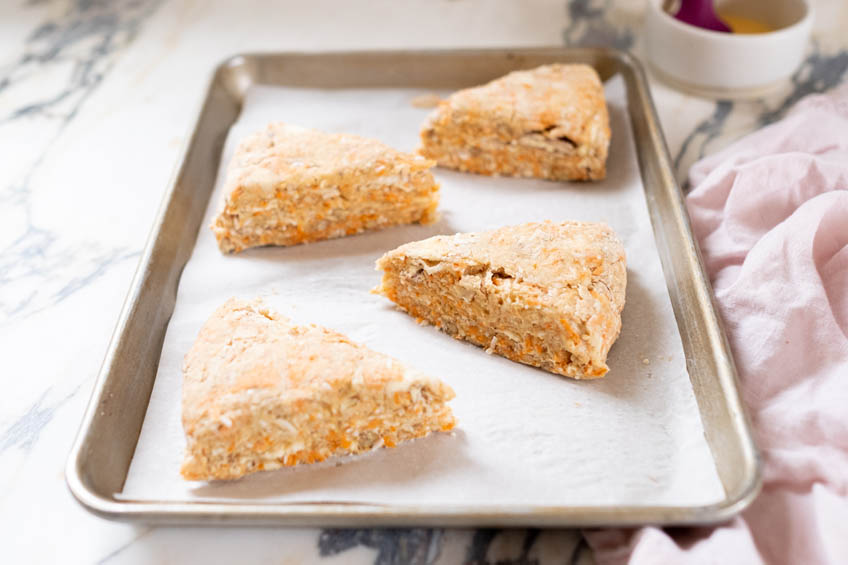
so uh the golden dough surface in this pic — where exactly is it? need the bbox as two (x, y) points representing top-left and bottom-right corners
(419, 64), (610, 181)
(181, 298), (455, 481)
(375, 221), (626, 379)
(212, 123), (440, 253)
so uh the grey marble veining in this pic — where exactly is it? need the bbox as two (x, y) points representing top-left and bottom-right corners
(564, 0), (635, 50)
(319, 529), (443, 564)
(673, 44), (848, 188)
(0, 386), (77, 453)
(559, 1), (848, 189)
(2, 0), (847, 563)
(316, 528), (590, 565)
(0, 0), (160, 325)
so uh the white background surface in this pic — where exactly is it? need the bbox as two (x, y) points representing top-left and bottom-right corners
(1, 3), (575, 561)
(4, 0), (846, 562)
(122, 78), (723, 508)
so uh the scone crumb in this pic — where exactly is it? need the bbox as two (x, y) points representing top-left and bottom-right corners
(411, 93), (442, 108)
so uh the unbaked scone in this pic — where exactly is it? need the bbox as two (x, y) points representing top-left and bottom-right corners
(181, 298), (456, 481)
(212, 123), (440, 253)
(374, 221), (626, 379)
(418, 64), (610, 181)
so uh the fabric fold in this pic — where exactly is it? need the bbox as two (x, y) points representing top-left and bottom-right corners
(586, 84), (848, 565)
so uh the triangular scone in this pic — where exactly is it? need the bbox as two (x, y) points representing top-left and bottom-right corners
(181, 298), (456, 481)
(419, 64), (610, 181)
(375, 221), (626, 379)
(212, 123), (440, 253)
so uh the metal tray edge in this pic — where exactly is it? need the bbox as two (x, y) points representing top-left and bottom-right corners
(66, 46), (762, 527)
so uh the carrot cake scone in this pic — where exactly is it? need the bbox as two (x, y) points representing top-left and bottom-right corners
(181, 298), (455, 481)
(212, 123), (440, 253)
(375, 221), (626, 379)
(418, 64), (610, 181)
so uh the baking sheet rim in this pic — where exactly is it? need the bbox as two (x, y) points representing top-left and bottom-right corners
(66, 46), (762, 526)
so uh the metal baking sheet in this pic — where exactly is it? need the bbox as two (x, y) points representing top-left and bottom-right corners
(66, 47), (761, 526)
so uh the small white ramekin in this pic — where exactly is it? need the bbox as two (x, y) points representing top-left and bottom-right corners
(644, 0), (814, 98)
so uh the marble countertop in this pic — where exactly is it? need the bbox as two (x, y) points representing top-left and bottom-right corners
(2, 1), (846, 563)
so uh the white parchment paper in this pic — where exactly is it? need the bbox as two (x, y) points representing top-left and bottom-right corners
(120, 77), (725, 507)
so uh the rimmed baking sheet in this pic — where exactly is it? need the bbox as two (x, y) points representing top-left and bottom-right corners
(120, 76), (725, 508)
(67, 48), (760, 526)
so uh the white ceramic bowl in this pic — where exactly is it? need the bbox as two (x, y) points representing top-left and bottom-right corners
(644, 0), (813, 98)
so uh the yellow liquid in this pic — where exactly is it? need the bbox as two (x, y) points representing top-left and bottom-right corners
(717, 11), (775, 34)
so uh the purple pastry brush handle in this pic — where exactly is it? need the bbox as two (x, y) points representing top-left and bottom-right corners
(674, 0), (731, 32)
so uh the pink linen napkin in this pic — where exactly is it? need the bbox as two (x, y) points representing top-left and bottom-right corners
(586, 84), (848, 564)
